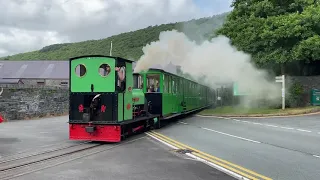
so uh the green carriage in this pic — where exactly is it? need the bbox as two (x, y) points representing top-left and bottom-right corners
(133, 68), (216, 120)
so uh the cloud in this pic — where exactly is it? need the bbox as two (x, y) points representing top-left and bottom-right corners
(0, 0), (232, 57)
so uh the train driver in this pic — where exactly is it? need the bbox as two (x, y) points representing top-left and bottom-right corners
(155, 82), (160, 92)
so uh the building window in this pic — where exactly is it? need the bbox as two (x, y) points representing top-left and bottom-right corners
(60, 82), (68, 86)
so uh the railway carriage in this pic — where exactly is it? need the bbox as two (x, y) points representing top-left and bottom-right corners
(133, 69), (215, 120)
(68, 55), (215, 142)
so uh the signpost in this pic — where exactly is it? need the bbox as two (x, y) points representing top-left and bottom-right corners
(275, 75), (285, 110)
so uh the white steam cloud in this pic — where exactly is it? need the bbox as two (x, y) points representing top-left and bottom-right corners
(134, 30), (281, 107)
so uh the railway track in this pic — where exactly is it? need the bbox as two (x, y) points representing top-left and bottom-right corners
(0, 141), (91, 162)
(0, 137), (144, 180)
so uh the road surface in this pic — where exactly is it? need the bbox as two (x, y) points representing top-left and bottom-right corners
(155, 114), (320, 180)
(0, 116), (234, 180)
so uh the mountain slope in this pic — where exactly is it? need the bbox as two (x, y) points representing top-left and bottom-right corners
(1, 12), (228, 61)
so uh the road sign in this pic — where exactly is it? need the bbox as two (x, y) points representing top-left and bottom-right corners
(275, 75), (285, 109)
(233, 82), (249, 96)
(275, 76), (284, 82)
(310, 89), (320, 106)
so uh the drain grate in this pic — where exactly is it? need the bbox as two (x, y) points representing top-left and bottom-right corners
(175, 149), (193, 154)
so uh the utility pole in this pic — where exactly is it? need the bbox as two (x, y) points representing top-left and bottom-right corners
(109, 41), (113, 56)
(275, 75), (285, 110)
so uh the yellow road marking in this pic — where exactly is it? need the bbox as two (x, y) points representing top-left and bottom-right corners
(147, 131), (272, 180)
(193, 152), (258, 180)
(145, 132), (185, 150)
(146, 132), (257, 180)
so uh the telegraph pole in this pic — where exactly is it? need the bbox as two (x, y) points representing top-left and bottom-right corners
(109, 41), (113, 56)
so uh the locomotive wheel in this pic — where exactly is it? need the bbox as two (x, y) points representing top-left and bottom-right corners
(121, 125), (127, 141)
(143, 97), (149, 112)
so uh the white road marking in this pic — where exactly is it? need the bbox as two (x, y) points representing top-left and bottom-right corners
(146, 133), (250, 180)
(147, 133), (179, 150)
(196, 115), (318, 135)
(179, 122), (188, 125)
(201, 127), (261, 144)
(313, 155), (320, 159)
(296, 129), (312, 133)
(264, 124), (278, 128)
(241, 121), (250, 123)
(279, 127), (294, 130)
(186, 153), (250, 180)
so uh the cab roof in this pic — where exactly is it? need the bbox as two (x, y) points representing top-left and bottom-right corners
(69, 55), (135, 64)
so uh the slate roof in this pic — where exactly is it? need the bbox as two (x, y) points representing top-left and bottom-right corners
(0, 78), (21, 84)
(0, 61), (69, 79)
(0, 60), (179, 80)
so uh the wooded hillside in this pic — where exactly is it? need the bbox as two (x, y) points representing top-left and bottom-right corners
(1, 13), (228, 61)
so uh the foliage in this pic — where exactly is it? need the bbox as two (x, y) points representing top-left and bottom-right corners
(0, 13), (228, 61)
(287, 81), (305, 107)
(216, 0), (320, 72)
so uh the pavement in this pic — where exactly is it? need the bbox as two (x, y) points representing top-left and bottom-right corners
(0, 116), (235, 180)
(0, 116), (75, 158)
(155, 114), (320, 180)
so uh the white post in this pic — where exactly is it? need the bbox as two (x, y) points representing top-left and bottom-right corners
(109, 41), (113, 56)
(275, 75), (285, 110)
(282, 75), (285, 110)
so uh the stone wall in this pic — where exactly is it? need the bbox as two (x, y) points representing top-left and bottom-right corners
(286, 75), (320, 106)
(0, 84), (69, 121)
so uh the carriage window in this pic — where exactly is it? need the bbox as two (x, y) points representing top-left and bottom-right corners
(146, 74), (160, 92)
(172, 78), (176, 94)
(164, 75), (170, 93)
(133, 74), (143, 89)
(99, 64), (111, 76)
(75, 64), (86, 77)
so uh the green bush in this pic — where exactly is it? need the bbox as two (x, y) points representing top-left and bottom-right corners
(287, 81), (304, 107)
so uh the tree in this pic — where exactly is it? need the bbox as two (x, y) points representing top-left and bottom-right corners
(216, 0), (320, 75)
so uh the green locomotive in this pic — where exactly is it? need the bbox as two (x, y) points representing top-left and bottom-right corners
(69, 55), (216, 142)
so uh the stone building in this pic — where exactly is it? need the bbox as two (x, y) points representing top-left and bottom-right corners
(0, 61), (69, 87)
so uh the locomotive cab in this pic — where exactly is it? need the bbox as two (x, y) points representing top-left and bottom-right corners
(69, 55), (129, 122)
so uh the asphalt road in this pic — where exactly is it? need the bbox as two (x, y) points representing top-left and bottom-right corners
(0, 116), (234, 180)
(156, 114), (320, 180)
(0, 116), (72, 157)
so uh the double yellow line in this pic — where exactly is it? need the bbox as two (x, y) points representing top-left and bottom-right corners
(146, 131), (272, 180)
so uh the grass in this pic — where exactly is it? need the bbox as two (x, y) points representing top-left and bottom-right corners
(198, 106), (320, 117)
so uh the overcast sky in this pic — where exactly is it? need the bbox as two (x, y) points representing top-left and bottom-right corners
(0, 0), (232, 57)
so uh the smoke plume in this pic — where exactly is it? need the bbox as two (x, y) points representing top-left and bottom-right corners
(134, 30), (281, 107)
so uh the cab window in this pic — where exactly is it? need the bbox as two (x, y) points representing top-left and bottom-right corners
(133, 74), (143, 89)
(146, 74), (160, 92)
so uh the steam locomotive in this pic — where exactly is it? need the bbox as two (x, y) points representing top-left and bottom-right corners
(68, 55), (216, 142)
